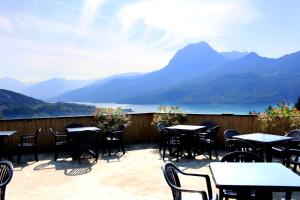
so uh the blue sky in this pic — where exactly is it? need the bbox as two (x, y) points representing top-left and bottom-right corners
(0, 0), (299, 82)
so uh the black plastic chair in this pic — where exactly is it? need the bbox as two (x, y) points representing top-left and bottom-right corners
(162, 128), (184, 162)
(0, 161), (13, 200)
(156, 123), (168, 154)
(272, 130), (300, 166)
(223, 129), (240, 140)
(162, 161), (217, 200)
(50, 128), (70, 161)
(220, 151), (263, 200)
(194, 122), (220, 159)
(225, 139), (256, 153)
(76, 130), (99, 163)
(17, 128), (41, 164)
(103, 124), (126, 156)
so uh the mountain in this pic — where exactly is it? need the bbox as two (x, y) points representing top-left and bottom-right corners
(23, 78), (95, 100)
(220, 51), (248, 60)
(0, 89), (96, 119)
(54, 41), (300, 105)
(55, 42), (229, 102)
(0, 77), (33, 93)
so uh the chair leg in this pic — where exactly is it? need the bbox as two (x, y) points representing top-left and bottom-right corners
(162, 144), (167, 160)
(54, 147), (58, 161)
(121, 139), (125, 155)
(17, 147), (21, 164)
(34, 147), (38, 162)
(208, 145), (212, 160)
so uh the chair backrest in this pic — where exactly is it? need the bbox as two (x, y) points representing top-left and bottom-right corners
(49, 128), (58, 137)
(156, 123), (168, 132)
(286, 130), (300, 140)
(224, 129), (240, 140)
(0, 161), (13, 200)
(33, 128), (42, 144)
(200, 121), (217, 131)
(225, 139), (255, 152)
(221, 151), (263, 162)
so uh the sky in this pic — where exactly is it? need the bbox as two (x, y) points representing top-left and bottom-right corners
(0, 0), (300, 82)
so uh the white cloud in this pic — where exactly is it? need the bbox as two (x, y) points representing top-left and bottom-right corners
(0, 16), (15, 32)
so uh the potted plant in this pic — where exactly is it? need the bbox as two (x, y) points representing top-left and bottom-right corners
(92, 107), (131, 131)
(151, 105), (187, 127)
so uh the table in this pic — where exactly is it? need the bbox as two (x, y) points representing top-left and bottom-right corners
(0, 131), (17, 160)
(234, 133), (292, 162)
(167, 125), (206, 158)
(66, 127), (101, 160)
(210, 162), (300, 200)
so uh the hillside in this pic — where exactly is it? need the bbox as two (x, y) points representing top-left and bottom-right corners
(0, 89), (96, 119)
(54, 42), (300, 104)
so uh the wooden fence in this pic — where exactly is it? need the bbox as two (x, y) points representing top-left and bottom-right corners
(0, 113), (282, 154)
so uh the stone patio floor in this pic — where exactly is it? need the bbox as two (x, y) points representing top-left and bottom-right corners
(5, 144), (300, 200)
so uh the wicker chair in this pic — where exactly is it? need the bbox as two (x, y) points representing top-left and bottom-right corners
(162, 161), (218, 200)
(223, 129), (240, 140)
(0, 161), (13, 200)
(103, 124), (126, 156)
(162, 128), (184, 162)
(272, 130), (300, 166)
(194, 121), (220, 159)
(156, 123), (168, 154)
(225, 139), (256, 153)
(17, 128), (41, 164)
(220, 151), (263, 200)
(50, 128), (70, 161)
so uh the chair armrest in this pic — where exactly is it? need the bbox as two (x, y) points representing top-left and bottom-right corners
(56, 134), (68, 138)
(22, 135), (35, 139)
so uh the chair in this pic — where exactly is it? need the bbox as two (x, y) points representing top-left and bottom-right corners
(225, 139), (256, 153)
(76, 130), (99, 163)
(162, 161), (218, 200)
(50, 128), (70, 161)
(194, 122), (220, 159)
(17, 128), (41, 164)
(156, 123), (168, 154)
(272, 130), (300, 166)
(220, 151), (263, 200)
(103, 124), (126, 156)
(223, 129), (240, 140)
(0, 161), (13, 200)
(162, 128), (184, 162)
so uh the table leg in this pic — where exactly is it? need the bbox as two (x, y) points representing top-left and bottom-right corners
(0, 138), (4, 160)
(265, 144), (272, 162)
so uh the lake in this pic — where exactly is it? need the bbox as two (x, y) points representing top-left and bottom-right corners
(72, 102), (272, 115)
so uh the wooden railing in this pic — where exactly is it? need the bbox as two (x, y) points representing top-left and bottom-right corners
(0, 113), (281, 153)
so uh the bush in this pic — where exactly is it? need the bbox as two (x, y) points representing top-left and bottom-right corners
(151, 105), (186, 126)
(295, 97), (300, 111)
(256, 101), (300, 133)
(92, 107), (131, 130)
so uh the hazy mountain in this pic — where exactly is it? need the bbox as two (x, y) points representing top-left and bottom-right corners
(0, 89), (95, 119)
(55, 42), (229, 102)
(0, 77), (33, 93)
(220, 51), (249, 60)
(23, 78), (95, 100)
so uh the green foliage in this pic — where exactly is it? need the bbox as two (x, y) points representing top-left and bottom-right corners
(295, 97), (300, 111)
(92, 107), (131, 130)
(151, 105), (186, 126)
(256, 101), (300, 133)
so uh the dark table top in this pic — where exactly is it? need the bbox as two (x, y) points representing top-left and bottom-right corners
(66, 127), (101, 134)
(233, 133), (292, 144)
(167, 125), (206, 131)
(0, 131), (17, 137)
(209, 162), (300, 190)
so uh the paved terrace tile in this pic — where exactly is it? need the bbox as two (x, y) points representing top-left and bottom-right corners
(5, 144), (300, 200)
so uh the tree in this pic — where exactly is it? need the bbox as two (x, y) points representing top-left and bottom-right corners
(295, 97), (300, 111)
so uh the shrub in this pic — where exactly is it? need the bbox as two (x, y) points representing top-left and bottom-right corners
(295, 97), (300, 111)
(256, 101), (300, 133)
(92, 107), (131, 130)
(151, 105), (186, 126)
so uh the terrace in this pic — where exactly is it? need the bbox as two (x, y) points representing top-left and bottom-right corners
(1, 113), (300, 199)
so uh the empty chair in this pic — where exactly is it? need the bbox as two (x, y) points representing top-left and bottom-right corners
(220, 151), (263, 200)
(225, 139), (256, 153)
(0, 161), (13, 200)
(162, 161), (217, 200)
(272, 130), (300, 166)
(50, 128), (70, 161)
(76, 130), (99, 163)
(223, 129), (240, 140)
(156, 122), (168, 154)
(162, 128), (184, 162)
(194, 121), (220, 159)
(17, 128), (41, 164)
(103, 124), (126, 156)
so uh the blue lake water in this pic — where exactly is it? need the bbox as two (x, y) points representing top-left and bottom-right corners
(72, 102), (273, 115)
